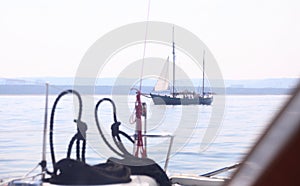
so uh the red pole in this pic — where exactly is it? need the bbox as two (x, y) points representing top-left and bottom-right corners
(134, 91), (146, 157)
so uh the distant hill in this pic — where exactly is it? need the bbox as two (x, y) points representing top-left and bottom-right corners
(0, 85), (295, 95)
(0, 77), (298, 88)
(0, 77), (298, 95)
(224, 78), (298, 89)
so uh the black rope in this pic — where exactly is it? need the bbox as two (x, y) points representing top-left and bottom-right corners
(49, 89), (86, 170)
(74, 119), (87, 162)
(66, 134), (78, 159)
(119, 131), (135, 143)
(76, 137), (80, 160)
(82, 139), (86, 162)
(95, 98), (134, 158)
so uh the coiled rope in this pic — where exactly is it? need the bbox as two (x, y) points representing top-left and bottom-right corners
(49, 89), (87, 170)
(95, 98), (134, 158)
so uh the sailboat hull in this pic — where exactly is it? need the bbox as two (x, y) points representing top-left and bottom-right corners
(150, 94), (213, 105)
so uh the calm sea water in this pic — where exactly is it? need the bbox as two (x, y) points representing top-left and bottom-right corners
(0, 94), (289, 179)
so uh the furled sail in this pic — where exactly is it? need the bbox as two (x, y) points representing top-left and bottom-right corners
(154, 57), (170, 91)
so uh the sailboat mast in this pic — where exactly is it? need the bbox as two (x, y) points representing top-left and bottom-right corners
(202, 50), (205, 96)
(172, 26), (175, 98)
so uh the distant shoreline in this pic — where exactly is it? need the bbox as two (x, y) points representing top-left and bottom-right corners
(0, 85), (294, 95)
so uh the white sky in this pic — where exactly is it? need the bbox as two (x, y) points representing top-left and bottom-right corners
(0, 0), (299, 80)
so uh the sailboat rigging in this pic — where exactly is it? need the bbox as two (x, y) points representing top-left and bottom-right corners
(172, 26), (176, 98)
(150, 27), (213, 105)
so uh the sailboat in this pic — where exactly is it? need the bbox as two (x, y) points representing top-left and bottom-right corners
(150, 27), (213, 105)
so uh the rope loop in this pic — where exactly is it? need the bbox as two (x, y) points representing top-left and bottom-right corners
(49, 89), (87, 171)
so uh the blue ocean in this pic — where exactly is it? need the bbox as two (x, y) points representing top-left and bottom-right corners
(0, 93), (289, 179)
